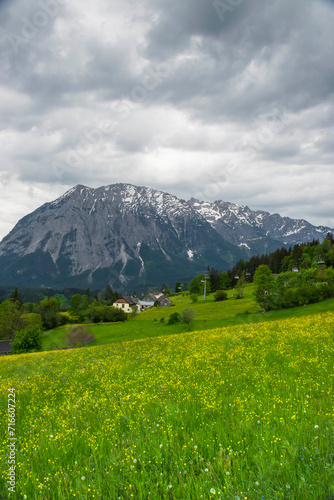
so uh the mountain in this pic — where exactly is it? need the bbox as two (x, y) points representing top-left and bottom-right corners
(189, 199), (333, 256)
(0, 184), (246, 290)
(0, 183), (332, 291)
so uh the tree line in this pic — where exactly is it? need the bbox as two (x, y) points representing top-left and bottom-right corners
(182, 234), (334, 310)
(253, 264), (334, 311)
(3, 234), (334, 351)
(229, 234), (334, 283)
(0, 285), (128, 353)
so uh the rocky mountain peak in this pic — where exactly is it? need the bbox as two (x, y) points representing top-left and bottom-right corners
(0, 183), (332, 290)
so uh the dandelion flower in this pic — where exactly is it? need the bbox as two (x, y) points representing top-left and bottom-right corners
(210, 488), (216, 494)
(81, 476), (85, 481)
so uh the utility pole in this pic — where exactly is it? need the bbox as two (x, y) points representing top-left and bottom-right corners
(201, 273), (209, 300)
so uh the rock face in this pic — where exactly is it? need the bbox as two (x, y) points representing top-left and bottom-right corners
(0, 184), (245, 289)
(0, 183), (332, 290)
(189, 199), (333, 256)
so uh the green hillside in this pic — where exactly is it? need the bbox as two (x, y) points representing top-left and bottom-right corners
(42, 284), (334, 351)
(1, 313), (333, 499)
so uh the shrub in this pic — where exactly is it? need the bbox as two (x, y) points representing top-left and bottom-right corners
(65, 326), (95, 348)
(36, 298), (65, 330)
(59, 311), (75, 324)
(167, 312), (181, 325)
(190, 293), (198, 303)
(87, 303), (127, 323)
(10, 328), (42, 354)
(129, 306), (137, 320)
(0, 300), (26, 340)
(181, 308), (197, 327)
(20, 313), (43, 331)
(214, 290), (228, 302)
(69, 294), (89, 322)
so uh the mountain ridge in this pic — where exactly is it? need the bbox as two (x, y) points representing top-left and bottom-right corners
(188, 197), (331, 255)
(0, 183), (245, 289)
(0, 183), (332, 290)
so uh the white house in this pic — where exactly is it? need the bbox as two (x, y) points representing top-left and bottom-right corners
(113, 296), (140, 313)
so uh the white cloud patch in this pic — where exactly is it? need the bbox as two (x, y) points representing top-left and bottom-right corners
(0, 0), (334, 240)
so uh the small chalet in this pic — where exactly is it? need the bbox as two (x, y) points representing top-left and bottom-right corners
(141, 293), (159, 303)
(113, 292), (172, 312)
(137, 300), (155, 310)
(0, 340), (13, 355)
(156, 296), (172, 307)
(141, 293), (172, 307)
(113, 296), (140, 313)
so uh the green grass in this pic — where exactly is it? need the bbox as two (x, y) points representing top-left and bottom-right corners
(1, 313), (334, 499)
(42, 284), (334, 351)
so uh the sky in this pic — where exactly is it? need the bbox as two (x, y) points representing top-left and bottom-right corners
(0, 0), (333, 241)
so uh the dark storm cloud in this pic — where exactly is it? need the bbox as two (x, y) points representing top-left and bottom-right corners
(0, 0), (333, 240)
(142, 0), (334, 123)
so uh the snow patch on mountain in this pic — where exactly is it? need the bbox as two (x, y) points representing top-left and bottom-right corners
(189, 197), (333, 253)
(136, 242), (145, 276)
(239, 243), (250, 250)
(187, 249), (194, 261)
(0, 182), (332, 290)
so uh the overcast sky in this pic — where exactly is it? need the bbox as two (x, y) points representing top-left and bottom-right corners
(0, 0), (333, 241)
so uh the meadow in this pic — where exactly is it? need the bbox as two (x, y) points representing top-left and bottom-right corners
(1, 312), (334, 499)
(42, 285), (334, 350)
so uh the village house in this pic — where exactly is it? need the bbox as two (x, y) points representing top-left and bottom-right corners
(141, 292), (172, 307)
(137, 300), (155, 311)
(141, 293), (160, 303)
(0, 340), (12, 355)
(113, 292), (172, 313)
(156, 295), (172, 307)
(113, 296), (141, 313)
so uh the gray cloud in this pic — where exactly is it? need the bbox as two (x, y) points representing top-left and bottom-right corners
(0, 0), (333, 241)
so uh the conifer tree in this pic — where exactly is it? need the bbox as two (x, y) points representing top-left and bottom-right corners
(10, 287), (23, 308)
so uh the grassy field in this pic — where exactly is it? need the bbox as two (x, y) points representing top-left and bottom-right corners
(42, 285), (334, 351)
(0, 313), (333, 498)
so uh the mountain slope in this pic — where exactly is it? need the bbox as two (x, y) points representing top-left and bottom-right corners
(0, 183), (332, 290)
(0, 184), (246, 289)
(188, 198), (333, 256)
